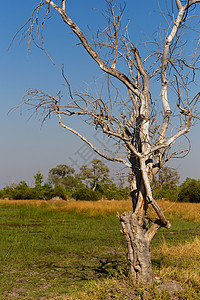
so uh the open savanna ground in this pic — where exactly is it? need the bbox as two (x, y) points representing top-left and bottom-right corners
(0, 199), (200, 299)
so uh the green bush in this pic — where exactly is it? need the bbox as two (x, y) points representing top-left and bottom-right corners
(33, 183), (53, 200)
(5, 181), (33, 200)
(105, 188), (129, 200)
(153, 184), (178, 201)
(52, 185), (67, 200)
(101, 183), (130, 200)
(178, 178), (200, 203)
(72, 187), (99, 201)
(41, 184), (53, 200)
(0, 182), (59, 200)
(1, 186), (14, 199)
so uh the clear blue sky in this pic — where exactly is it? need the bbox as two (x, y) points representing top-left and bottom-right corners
(0, 0), (200, 188)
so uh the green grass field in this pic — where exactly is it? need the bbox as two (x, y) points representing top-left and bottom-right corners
(0, 200), (199, 299)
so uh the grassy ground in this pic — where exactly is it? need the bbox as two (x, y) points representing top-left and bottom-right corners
(0, 199), (199, 299)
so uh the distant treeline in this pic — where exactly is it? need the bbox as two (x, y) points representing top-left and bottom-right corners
(0, 162), (199, 202)
(0, 160), (129, 201)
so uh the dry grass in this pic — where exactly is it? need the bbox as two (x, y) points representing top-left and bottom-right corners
(0, 198), (200, 221)
(0, 199), (133, 216)
(155, 236), (200, 258)
(51, 199), (133, 216)
(157, 264), (200, 298)
(0, 199), (48, 206)
(148, 200), (200, 223)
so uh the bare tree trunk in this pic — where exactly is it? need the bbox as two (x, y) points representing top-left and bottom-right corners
(118, 169), (155, 284)
(118, 211), (155, 284)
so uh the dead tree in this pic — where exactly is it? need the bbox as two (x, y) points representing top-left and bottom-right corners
(15, 0), (200, 284)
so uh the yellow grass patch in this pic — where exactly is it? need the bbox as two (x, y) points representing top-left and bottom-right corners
(157, 265), (200, 289)
(0, 198), (133, 216)
(49, 199), (133, 216)
(0, 199), (47, 207)
(148, 200), (200, 223)
(0, 198), (200, 221)
(155, 236), (200, 258)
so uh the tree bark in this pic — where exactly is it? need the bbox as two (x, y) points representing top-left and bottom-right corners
(118, 168), (156, 284)
(118, 210), (155, 284)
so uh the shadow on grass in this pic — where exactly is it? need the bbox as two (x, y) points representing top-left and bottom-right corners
(35, 255), (128, 283)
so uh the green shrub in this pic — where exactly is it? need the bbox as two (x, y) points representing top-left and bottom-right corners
(52, 185), (67, 200)
(32, 183), (53, 200)
(178, 178), (200, 203)
(72, 187), (99, 201)
(9, 181), (33, 200)
(41, 184), (54, 200)
(153, 184), (178, 201)
(102, 183), (130, 200)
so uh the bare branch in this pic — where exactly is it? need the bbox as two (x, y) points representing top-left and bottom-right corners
(58, 115), (131, 167)
(45, 0), (140, 97)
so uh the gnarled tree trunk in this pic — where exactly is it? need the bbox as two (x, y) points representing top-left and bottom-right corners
(118, 210), (155, 284)
(118, 167), (169, 284)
